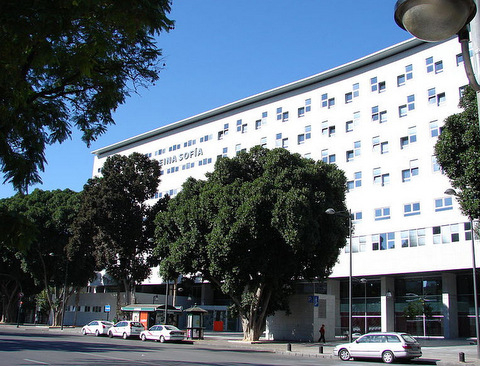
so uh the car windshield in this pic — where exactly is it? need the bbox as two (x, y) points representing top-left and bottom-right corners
(164, 325), (180, 330)
(401, 334), (418, 343)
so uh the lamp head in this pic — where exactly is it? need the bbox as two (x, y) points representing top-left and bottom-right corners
(394, 0), (476, 42)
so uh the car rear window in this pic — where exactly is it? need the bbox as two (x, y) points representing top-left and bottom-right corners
(401, 334), (417, 343)
(386, 335), (401, 342)
(131, 322), (143, 328)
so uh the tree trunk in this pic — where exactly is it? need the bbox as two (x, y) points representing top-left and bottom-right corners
(240, 286), (272, 342)
(241, 316), (265, 342)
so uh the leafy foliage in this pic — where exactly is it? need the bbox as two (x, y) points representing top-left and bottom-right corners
(435, 86), (480, 219)
(70, 152), (162, 304)
(0, 0), (173, 192)
(403, 298), (433, 319)
(0, 189), (83, 325)
(155, 147), (348, 340)
(0, 207), (38, 252)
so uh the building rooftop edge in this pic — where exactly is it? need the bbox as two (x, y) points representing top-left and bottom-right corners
(92, 37), (426, 157)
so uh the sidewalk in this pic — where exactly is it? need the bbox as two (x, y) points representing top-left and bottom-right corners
(4, 325), (480, 365)
(198, 332), (480, 365)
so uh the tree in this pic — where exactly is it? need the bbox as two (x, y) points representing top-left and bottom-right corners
(435, 85), (480, 219)
(70, 153), (162, 307)
(0, 244), (37, 323)
(0, 0), (174, 192)
(154, 147), (348, 341)
(0, 189), (85, 326)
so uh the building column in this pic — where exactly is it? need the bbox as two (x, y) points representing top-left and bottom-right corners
(381, 276), (395, 332)
(327, 279), (341, 338)
(442, 272), (458, 339)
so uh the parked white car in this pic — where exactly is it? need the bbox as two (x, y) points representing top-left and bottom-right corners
(333, 332), (422, 363)
(81, 320), (114, 336)
(140, 324), (185, 343)
(107, 321), (144, 339)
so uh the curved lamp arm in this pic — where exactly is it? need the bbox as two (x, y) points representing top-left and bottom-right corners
(459, 27), (480, 92)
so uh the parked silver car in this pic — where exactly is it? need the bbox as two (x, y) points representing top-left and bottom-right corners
(333, 332), (422, 363)
(108, 321), (144, 339)
(81, 320), (113, 336)
(140, 324), (185, 343)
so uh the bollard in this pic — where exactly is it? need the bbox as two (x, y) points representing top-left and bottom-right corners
(319, 345), (323, 354)
(459, 352), (465, 362)
(287, 343), (292, 352)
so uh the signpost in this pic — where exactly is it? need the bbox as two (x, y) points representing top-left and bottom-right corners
(104, 305), (111, 321)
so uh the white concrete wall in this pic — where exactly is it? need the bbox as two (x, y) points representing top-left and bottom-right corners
(266, 294), (335, 342)
(92, 37), (471, 283)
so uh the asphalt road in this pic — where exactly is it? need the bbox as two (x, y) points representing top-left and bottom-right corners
(0, 327), (337, 366)
(0, 327), (444, 366)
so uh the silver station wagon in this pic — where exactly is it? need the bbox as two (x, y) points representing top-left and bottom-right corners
(333, 332), (422, 363)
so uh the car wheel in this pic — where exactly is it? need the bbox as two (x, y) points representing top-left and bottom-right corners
(141, 334), (147, 341)
(108, 331), (113, 338)
(122, 332), (128, 339)
(382, 350), (395, 364)
(338, 348), (351, 361)
(82, 328), (87, 335)
(95, 330), (100, 337)
(159, 335), (165, 343)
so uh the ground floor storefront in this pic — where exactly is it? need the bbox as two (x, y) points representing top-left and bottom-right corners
(330, 270), (479, 339)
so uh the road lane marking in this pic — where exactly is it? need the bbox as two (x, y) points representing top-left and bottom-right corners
(23, 360), (48, 365)
(75, 352), (158, 365)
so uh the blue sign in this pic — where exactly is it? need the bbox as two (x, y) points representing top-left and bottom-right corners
(308, 295), (319, 307)
(104, 305), (111, 312)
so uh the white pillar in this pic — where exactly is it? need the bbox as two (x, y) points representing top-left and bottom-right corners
(442, 272), (458, 339)
(381, 276), (395, 332)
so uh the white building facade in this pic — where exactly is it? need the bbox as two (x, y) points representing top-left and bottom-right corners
(92, 38), (477, 339)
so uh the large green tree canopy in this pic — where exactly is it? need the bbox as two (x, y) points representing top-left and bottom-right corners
(154, 147), (348, 341)
(70, 152), (162, 305)
(435, 86), (480, 219)
(0, 189), (84, 325)
(0, 0), (173, 192)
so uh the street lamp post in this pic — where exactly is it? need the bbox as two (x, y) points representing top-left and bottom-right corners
(164, 281), (169, 325)
(445, 188), (480, 357)
(60, 259), (69, 331)
(360, 278), (368, 334)
(326, 208), (353, 342)
(394, 0), (480, 94)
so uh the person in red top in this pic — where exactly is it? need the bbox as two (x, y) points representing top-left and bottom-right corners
(318, 324), (326, 343)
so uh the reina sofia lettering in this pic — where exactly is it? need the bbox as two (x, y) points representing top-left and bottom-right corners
(159, 148), (203, 166)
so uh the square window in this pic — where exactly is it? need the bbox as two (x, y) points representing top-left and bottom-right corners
(345, 92), (353, 104)
(435, 61), (443, 74)
(353, 83), (360, 97)
(346, 120), (353, 132)
(457, 53), (464, 66)
(346, 150), (354, 162)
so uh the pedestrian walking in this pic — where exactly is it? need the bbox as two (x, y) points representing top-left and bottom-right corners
(318, 324), (326, 343)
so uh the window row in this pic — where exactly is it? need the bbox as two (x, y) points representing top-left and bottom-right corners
(348, 222), (474, 253)
(159, 157), (213, 176)
(346, 159), (441, 190)
(348, 198), (453, 224)
(153, 188), (179, 200)
(65, 305), (103, 312)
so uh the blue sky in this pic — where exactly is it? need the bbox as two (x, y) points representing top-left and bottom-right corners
(0, 0), (411, 198)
